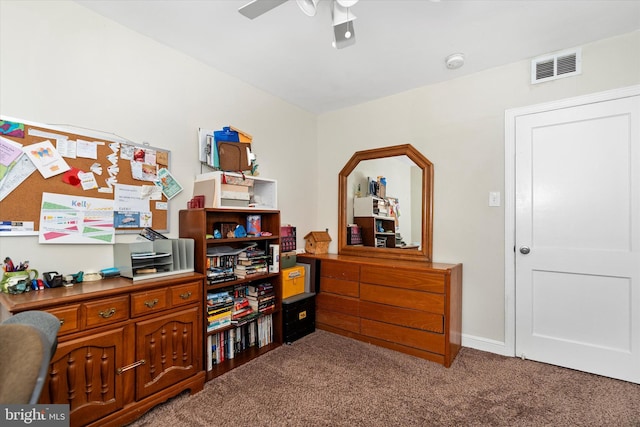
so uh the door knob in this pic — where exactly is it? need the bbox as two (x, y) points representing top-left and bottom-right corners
(519, 246), (531, 254)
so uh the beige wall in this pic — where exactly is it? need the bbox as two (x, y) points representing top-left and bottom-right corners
(1, 0), (639, 351)
(317, 31), (640, 348)
(0, 0), (317, 274)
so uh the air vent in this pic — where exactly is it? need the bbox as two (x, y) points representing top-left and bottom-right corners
(531, 48), (581, 84)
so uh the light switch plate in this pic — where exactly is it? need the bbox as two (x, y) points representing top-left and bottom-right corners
(489, 191), (501, 207)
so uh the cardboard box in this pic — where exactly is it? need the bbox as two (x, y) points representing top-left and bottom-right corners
(282, 265), (305, 299)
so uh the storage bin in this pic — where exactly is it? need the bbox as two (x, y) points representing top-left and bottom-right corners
(281, 251), (297, 269)
(282, 265), (305, 299)
(282, 292), (315, 343)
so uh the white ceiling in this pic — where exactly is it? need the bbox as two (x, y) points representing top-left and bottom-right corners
(75, 0), (640, 114)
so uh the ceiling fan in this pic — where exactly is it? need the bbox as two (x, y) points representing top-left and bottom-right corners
(238, 0), (360, 49)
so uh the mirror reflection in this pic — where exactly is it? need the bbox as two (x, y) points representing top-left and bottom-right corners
(346, 156), (422, 249)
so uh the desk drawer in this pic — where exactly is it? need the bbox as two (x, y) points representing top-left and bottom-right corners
(131, 288), (170, 317)
(170, 282), (200, 307)
(83, 296), (129, 328)
(47, 305), (80, 335)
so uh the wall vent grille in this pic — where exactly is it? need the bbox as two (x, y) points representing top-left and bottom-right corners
(531, 48), (581, 84)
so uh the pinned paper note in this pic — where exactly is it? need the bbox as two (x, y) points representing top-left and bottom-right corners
(23, 140), (70, 179)
(78, 171), (99, 190)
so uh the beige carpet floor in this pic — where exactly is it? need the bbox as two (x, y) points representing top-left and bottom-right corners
(127, 330), (640, 426)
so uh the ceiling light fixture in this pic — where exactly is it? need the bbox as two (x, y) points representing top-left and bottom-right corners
(238, 0), (360, 49)
(332, 0), (357, 49)
(296, 0), (319, 17)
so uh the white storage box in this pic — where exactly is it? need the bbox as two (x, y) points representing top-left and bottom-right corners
(194, 171), (277, 210)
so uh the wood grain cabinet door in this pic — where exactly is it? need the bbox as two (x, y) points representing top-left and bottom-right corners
(134, 306), (200, 400)
(40, 327), (128, 426)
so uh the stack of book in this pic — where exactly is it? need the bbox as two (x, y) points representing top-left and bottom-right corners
(207, 266), (236, 284)
(207, 289), (233, 332)
(246, 282), (276, 313)
(234, 246), (268, 278)
(231, 296), (254, 323)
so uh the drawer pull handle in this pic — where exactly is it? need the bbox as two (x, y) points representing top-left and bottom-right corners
(98, 307), (116, 318)
(59, 318), (65, 325)
(116, 359), (146, 375)
(144, 298), (159, 308)
(179, 291), (192, 300)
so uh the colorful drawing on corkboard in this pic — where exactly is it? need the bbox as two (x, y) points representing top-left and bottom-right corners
(39, 192), (115, 244)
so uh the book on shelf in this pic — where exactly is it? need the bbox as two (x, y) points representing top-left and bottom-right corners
(206, 254), (237, 269)
(237, 246), (266, 260)
(206, 313), (275, 371)
(207, 317), (232, 332)
(268, 244), (279, 273)
(207, 266), (236, 283)
(246, 214), (261, 236)
(208, 309), (232, 323)
(207, 305), (233, 319)
(234, 262), (268, 270)
(247, 282), (274, 297)
(207, 290), (233, 304)
(234, 267), (268, 278)
(248, 299), (275, 313)
(237, 255), (269, 266)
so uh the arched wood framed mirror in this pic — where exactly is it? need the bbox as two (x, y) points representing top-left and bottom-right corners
(338, 144), (433, 262)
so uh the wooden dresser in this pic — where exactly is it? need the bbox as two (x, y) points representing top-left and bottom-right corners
(298, 254), (462, 367)
(0, 273), (206, 427)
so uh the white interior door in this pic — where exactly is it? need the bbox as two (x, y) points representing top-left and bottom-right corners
(515, 95), (640, 383)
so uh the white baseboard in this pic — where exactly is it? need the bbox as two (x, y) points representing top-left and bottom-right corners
(461, 333), (514, 357)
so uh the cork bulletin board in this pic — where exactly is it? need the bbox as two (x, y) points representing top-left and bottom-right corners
(0, 116), (171, 235)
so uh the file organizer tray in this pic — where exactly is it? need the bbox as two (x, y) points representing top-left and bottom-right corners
(114, 238), (194, 281)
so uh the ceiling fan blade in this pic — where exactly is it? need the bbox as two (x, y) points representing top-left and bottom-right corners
(238, 0), (288, 19)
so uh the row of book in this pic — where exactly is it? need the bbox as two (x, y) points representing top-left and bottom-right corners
(206, 314), (274, 370)
(207, 283), (275, 332)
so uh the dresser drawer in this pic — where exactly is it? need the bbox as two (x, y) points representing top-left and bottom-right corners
(47, 305), (80, 335)
(170, 282), (200, 307)
(320, 277), (359, 297)
(361, 265), (445, 293)
(316, 293), (360, 316)
(131, 288), (170, 317)
(360, 301), (444, 334)
(360, 283), (444, 314)
(83, 296), (130, 328)
(321, 260), (359, 282)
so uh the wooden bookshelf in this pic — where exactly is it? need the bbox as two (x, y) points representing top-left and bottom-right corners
(179, 208), (282, 381)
